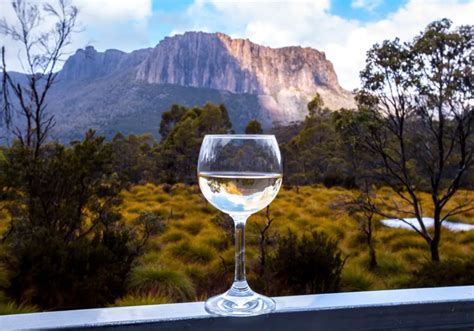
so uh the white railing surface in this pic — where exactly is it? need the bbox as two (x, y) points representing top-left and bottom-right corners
(1, 286), (473, 330)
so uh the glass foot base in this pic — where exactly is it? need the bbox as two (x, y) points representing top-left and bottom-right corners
(205, 281), (275, 317)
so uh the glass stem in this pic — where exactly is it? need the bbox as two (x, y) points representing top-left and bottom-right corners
(232, 214), (249, 285)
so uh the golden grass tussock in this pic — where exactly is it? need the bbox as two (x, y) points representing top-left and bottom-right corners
(0, 302), (38, 315)
(341, 264), (376, 291)
(111, 294), (171, 307)
(128, 265), (196, 302)
(160, 229), (190, 243)
(168, 241), (217, 264)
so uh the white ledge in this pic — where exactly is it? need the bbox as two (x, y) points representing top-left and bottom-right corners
(1, 286), (473, 330)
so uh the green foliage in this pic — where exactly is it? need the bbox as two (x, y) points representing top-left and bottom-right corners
(109, 133), (156, 184)
(269, 229), (345, 295)
(356, 18), (474, 261)
(282, 94), (356, 188)
(245, 119), (263, 134)
(129, 265), (195, 302)
(159, 104), (189, 140)
(0, 131), (148, 310)
(307, 94), (327, 118)
(157, 103), (233, 183)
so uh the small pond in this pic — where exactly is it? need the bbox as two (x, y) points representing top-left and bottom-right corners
(381, 217), (474, 232)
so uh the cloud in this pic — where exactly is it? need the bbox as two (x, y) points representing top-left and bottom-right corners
(170, 0), (474, 90)
(75, 0), (152, 23)
(1, 0), (153, 72)
(74, 0), (153, 52)
(351, 0), (383, 11)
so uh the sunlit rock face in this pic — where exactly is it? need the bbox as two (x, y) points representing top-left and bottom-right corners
(1, 32), (355, 142)
(136, 32), (355, 123)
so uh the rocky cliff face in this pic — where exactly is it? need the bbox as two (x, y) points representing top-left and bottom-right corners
(135, 32), (355, 122)
(60, 46), (151, 81)
(15, 31), (356, 142)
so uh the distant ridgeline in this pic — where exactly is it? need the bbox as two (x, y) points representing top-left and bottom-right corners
(0, 32), (354, 143)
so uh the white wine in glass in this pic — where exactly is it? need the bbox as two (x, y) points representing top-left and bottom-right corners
(197, 135), (283, 316)
(198, 172), (282, 215)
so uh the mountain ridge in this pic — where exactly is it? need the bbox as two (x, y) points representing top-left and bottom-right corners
(2, 31), (356, 142)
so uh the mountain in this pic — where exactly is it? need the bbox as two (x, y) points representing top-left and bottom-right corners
(2, 32), (355, 142)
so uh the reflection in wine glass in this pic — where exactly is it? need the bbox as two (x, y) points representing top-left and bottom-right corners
(198, 135), (283, 316)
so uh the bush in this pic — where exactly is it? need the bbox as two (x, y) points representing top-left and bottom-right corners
(407, 259), (474, 288)
(0, 132), (148, 310)
(269, 229), (345, 295)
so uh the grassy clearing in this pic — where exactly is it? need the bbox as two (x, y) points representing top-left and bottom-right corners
(0, 184), (472, 310)
(118, 184), (474, 303)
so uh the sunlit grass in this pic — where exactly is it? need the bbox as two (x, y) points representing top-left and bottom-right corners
(2, 183), (472, 310)
(128, 265), (196, 302)
(118, 183), (473, 305)
(0, 302), (38, 315)
(111, 294), (171, 307)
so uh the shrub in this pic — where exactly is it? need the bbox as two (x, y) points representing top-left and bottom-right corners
(269, 229), (345, 295)
(0, 133), (151, 310)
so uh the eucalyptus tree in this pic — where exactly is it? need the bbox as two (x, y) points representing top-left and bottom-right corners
(355, 19), (473, 261)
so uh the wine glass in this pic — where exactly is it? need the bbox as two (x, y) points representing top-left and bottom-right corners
(197, 134), (283, 316)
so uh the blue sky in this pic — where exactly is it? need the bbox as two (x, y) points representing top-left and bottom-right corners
(144, 0), (410, 46)
(1, 0), (472, 89)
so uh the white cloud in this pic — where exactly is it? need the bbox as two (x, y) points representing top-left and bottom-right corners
(0, 0), (153, 71)
(75, 0), (152, 23)
(351, 0), (383, 11)
(172, 0), (474, 90)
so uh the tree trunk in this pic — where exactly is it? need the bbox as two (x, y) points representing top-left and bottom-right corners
(431, 208), (442, 262)
(430, 240), (440, 262)
(368, 243), (378, 270)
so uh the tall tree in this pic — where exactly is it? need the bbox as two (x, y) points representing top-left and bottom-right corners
(356, 19), (473, 261)
(245, 119), (263, 134)
(157, 103), (232, 183)
(0, 0), (78, 156)
(283, 94), (355, 188)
